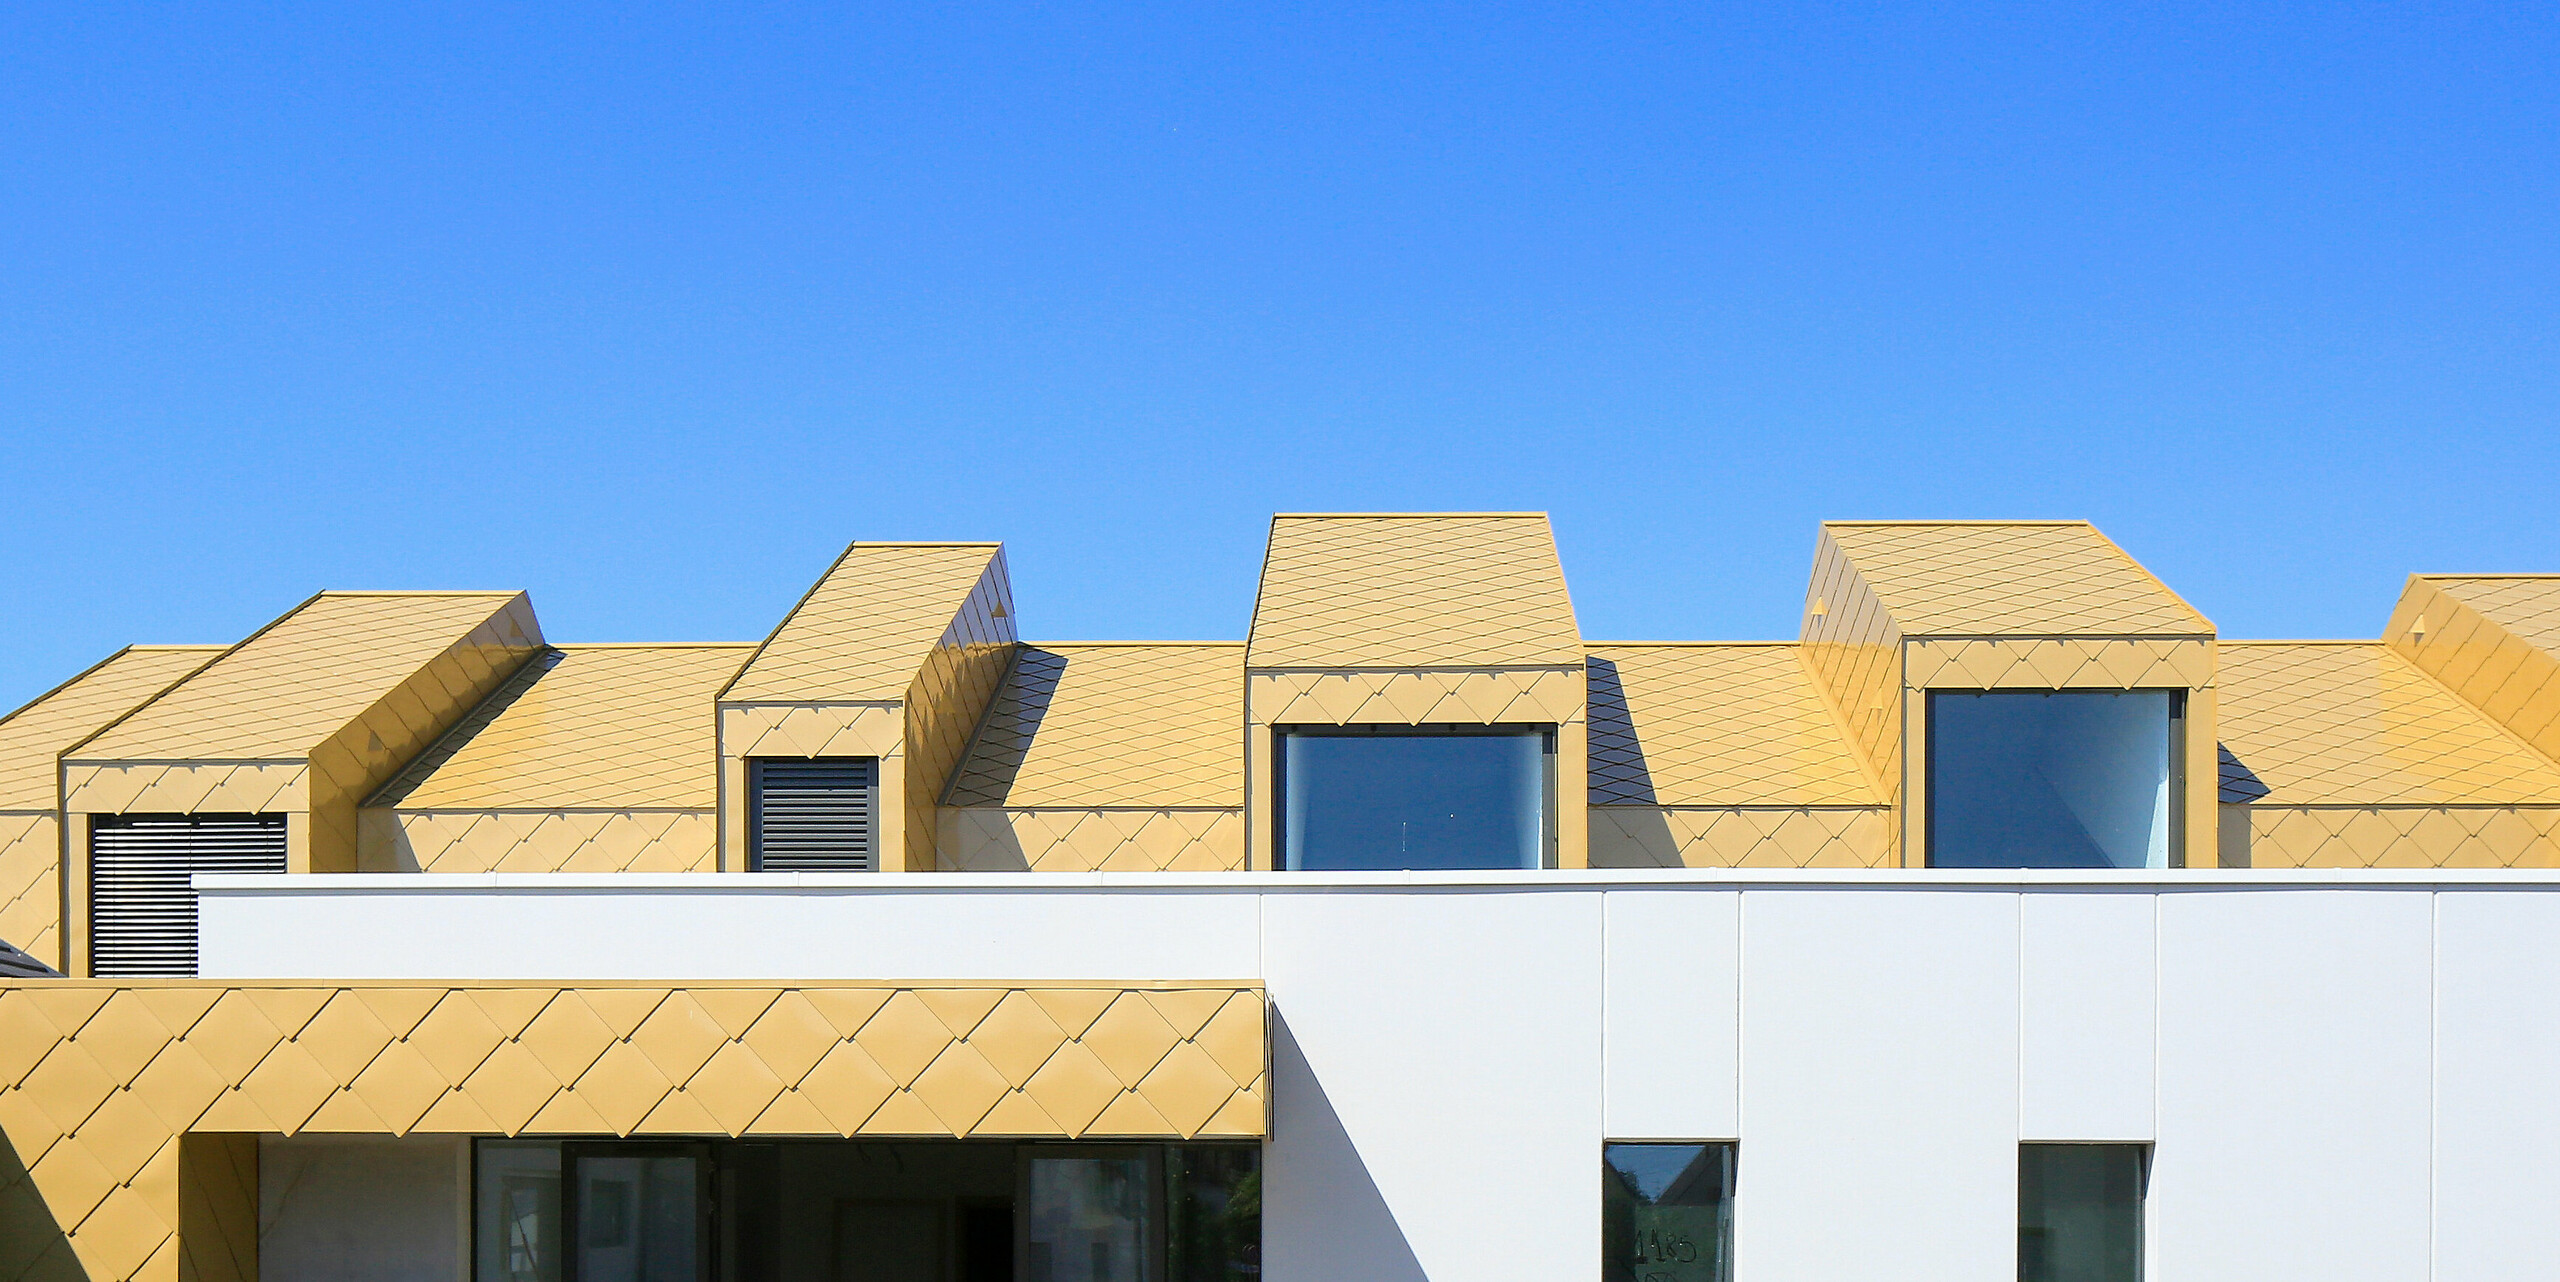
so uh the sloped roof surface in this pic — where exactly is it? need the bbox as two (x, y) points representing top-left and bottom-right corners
(945, 644), (1243, 808)
(385, 644), (752, 810)
(1248, 514), (1581, 669)
(0, 647), (220, 809)
(725, 543), (1003, 703)
(2421, 575), (2560, 652)
(1825, 522), (2209, 637)
(77, 593), (529, 761)
(1588, 643), (1880, 807)
(2216, 642), (2560, 805)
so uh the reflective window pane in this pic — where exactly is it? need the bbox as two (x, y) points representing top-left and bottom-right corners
(1281, 729), (1549, 870)
(477, 1142), (562, 1282)
(1025, 1155), (1156, 1282)
(2019, 1144), (2145, 1282)
(573, 1155), (699, 1282)
(1167, 1146), (1260, 1282)
(1930, 692), (2176, 869)
(1603, 1143), (1734, 1282)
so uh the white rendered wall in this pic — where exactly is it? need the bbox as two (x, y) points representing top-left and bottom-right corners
(200, 869), (2560, 1282)
(259, 1135), (467, 1282)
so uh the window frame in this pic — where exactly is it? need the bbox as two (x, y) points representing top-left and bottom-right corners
(1271, 722), (1560, 872)
(1923, 688), (2187, 870)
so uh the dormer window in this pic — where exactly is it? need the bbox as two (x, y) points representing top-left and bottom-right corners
(1276, 725), (1555, 871)
(1927, 691), (2183, 869)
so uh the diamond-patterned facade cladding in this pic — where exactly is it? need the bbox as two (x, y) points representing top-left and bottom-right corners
(720, 705), (904, 760)
(2239, 805), (2560, 868)
(1900, 639), (2214, 691)
(938, 808), (1245, 872)
(2215, 643), (2560, 806)
(364, 810), (718, 873)
(944, 645), (1243, 810)
(900, 559), (1020, 870)
(60, 765), (308, 819)
(1246, 515), (1582, 669)
(1589, 806), (1895, 868)
(1820, 522), (2212, 638)
(1586, 645), (1880, 807)
(1800, 528), (1905, 806)
(723, 545), (1013, 705)
(2389, 576), (2560, 767)
(1247, 669), (1586, 728)
(0, 815), (60, 972)
(0, 981), (1264, 1282)
(0, 649), (223, 813)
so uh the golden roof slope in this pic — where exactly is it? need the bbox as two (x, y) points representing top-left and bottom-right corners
(2216, 642), (2560, 805)
(2420, 575), (2560, 652)
(0, 647), (222, 810)
(1248, 513), (1581, 669)
(383, 644), (754, 811)
(945, 644), (1244, 808)
(1824, 521), (2210, 637)
(76, 592), (534, 761)
(724, 543), (1007, 703)
(1588, 643), (1881, 807)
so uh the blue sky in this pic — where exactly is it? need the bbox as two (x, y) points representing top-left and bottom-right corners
(3, 3), (2554, 710)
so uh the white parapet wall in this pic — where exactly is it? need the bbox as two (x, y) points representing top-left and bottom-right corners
(199, 868), (2560, 1282)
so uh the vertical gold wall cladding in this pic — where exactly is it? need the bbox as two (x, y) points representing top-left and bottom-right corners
(0, 814), (60, 972)
(900, 561), (1020, 873)
(1588, 806), (1895, 869)
(360, 810), (718, 874)
(2239, 805), (2560, 868)
(0, 981), (1265, 1282)
(1799, 529), (1906, 813)
(2389, 576), (2560, 767)
(937, 808), (1246, 872)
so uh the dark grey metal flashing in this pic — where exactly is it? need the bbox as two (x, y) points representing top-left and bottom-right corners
(0, 935), (62, 978)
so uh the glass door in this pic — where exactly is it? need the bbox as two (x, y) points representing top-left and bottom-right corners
(1019, 1147), (1161, 1282)
(564, 1143), (713, 1282)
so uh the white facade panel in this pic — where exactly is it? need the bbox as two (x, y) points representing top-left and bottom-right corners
(2433, 891), (2560, 1279)
(1737, 889), (2020, 1282)
(2154, 889), (2435, 1282)
(1262, 889), (1604, 1282)
(1601, 888), (1740, 1141)
(2018, 890), (2155, 1141)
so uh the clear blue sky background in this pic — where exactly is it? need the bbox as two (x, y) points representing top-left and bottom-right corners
(4, 4), (2554, 710)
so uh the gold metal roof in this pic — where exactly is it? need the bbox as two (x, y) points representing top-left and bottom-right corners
(945, 644), (1244, 808)
(2217, 642), (2560, 805)
(385, 644), (754, 811)
(1247, 513), (1581, 669)
(1823, 521), (2210, 637)
(1588, 643), (1881, 807)
(2419, 575), (2560, 653)
(724, 543), (1007, 704)
(0, 647), (222, 810)
(75, 593), (535, 762)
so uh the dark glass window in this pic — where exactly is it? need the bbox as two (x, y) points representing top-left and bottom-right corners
(2020, 1144), (2146, 1282)
(1603, 1143), (1734, 1282)
(1277, 726), (1552, 871)
(1929, 691), (2180, 869)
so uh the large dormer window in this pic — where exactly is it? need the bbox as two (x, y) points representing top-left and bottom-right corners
(1276, 725), (1554, 871)
(1927, 691), (2183, 869)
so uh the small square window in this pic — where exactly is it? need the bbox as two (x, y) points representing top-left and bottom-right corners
(1277, 726), (1553, 871)
(748, 757), (878, 872)
(1603, 1143), (1733, 1282)
(2020, 1143), (2146, 1282)
(1929, 691), (2182, 869)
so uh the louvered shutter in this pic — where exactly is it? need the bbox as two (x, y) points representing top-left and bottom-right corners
(749, 758), (879, 872)
(90, 813), (286, 978)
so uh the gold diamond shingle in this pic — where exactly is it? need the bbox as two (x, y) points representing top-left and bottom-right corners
(1824, 522), (2209, 637)
(0, 647), (221, 810)
(945, 644), (1243, 808)
(724, 544), (1009, 703)
(1247, 514), (1582, 669)
(1586, 643), (1879, 806)
(2217, 642), (2560, 805)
